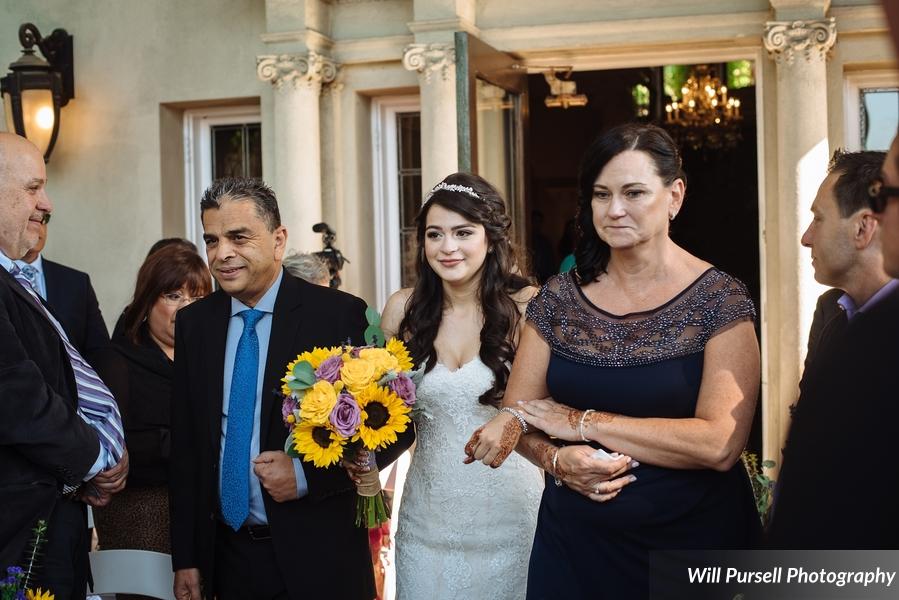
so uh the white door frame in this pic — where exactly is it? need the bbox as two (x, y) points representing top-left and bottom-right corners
(371, 95), (421, 310)
(183, 106), (262, 250)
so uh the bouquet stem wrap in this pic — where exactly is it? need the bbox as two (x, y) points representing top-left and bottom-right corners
(355, 458), (390, 528)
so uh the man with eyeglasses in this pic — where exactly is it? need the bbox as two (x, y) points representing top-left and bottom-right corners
(14, 212), (110, 364)
(769, 142), (899, 549)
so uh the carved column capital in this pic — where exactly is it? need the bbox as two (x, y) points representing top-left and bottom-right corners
(256, 51), (339, 91)
(402, 43), (456, 83)
(763, 18), (836, 65)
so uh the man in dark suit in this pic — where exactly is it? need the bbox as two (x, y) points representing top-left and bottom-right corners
(768, 145), (899, 548)
(799, 149), (896, 370)
(15, 217), (110, 362)
(0, 133), (128, 598)
(170, 178), (412, 600)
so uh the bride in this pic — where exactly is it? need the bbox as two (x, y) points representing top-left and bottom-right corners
(380, 173), (543, 599)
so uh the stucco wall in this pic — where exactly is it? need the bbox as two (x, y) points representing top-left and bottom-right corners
(0, 0), (269, 327)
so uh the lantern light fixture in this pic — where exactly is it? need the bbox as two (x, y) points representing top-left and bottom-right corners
(1, 23), (74, 162)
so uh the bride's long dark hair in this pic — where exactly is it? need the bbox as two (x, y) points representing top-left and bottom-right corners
(398, 172), (532, 407)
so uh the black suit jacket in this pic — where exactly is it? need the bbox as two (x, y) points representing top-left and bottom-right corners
(769, 286), (899, 548)
(170, 271), (413, 599)
(42, 258), (110, 363)
(803, 288), (846, 371)
(0, 267), (101, 567)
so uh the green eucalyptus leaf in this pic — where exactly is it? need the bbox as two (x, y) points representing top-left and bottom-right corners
(365, 324), (386, 348)
(365, 306), (382, 327)
(284, 433), (302, 458)
(293, 361), (316, 387)
(761, 460), (776, 469)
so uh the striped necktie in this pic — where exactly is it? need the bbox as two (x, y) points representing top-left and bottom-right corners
(9, 264), (125, 467)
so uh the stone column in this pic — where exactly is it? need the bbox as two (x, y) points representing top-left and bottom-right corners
(762, 17), (837, 463)
(256, 51), (337, 251)
(402, 43), (458, 189)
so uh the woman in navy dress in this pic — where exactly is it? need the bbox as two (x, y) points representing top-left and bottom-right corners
(465, 123), (761, 598)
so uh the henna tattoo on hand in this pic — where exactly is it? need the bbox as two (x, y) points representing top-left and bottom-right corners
(464, 426), (483, 457)
(584, 411), (615, 427)
(534, 439), (568, 480)
(566, 409), (580, 430)
(490, 419), (523, 468)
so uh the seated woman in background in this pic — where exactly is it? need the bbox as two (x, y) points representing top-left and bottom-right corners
(93, 244), (211, 553)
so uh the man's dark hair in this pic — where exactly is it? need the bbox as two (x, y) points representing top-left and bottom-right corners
(829, 149), (887, 217)
(146, 237), (197, 258)
(200, 177), (281, 231)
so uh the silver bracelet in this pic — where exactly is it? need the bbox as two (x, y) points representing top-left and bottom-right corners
(551, 447), (563, 487)
(578, 409), (595, 442)
(500, 407), (529, 435)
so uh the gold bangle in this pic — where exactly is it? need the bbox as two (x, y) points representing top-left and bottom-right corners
(551, 447), (563, 487)
(579, 409), (595, 442)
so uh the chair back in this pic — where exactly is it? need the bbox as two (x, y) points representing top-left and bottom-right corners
(88, 549), (175, 600)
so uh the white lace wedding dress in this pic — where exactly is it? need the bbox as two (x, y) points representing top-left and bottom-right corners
(395, 358), (543, 600)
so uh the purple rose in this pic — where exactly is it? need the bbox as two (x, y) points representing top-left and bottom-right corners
(388, 375), (417, 406)
(315, 355), (343, 383)
(281, 395), (298, 426)
(329, 392), (362, 437)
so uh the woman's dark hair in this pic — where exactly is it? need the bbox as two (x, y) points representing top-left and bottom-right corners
(575, 123), (686, 284)
(398, 172), (532, 407)
(123, 245), (213, 345)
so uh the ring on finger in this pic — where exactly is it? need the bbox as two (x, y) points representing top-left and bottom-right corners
(594, 484), (601, 495)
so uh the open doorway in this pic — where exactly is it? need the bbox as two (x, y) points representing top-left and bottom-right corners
(524, 63), (762, 453)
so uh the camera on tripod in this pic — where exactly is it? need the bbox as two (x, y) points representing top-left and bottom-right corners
(312, 222), (349, 288)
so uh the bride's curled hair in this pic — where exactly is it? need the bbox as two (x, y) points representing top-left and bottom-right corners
(398, 172), (532, 407)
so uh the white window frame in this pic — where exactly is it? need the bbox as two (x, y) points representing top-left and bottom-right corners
(843, 70), (899, 151)
(183, 106), (262, 249)
(370, 95), (421, 310)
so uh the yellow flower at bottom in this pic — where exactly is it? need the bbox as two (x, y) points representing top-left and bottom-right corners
(26, 589), (54, 600)
(354, 383), (411, 450)
(386, 337), (414, 372)
(293, 421), (346, 467)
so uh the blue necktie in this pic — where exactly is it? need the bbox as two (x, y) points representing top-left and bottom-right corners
(220, 308), (264, 530)
(9, 265), (125, 473)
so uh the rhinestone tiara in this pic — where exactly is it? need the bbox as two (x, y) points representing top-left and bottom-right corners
(423, 182), (481, 205)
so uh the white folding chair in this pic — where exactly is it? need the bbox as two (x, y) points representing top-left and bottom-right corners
(88, 549), (175, 600)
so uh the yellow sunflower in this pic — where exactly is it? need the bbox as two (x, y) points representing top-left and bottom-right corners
(358, 347), (399, 378)
(26, 590), (54, 600)
(386, 337), (414, 371)
(354, 383), (411, 450)
(292, 421), (346, 467)
(299, 380), (338, 425)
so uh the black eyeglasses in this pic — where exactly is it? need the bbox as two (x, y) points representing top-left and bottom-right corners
(867, 178), (899, 213)
(41, 213), (51, 225)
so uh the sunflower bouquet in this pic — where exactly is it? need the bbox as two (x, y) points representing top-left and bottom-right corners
(281, 319), (418, 527)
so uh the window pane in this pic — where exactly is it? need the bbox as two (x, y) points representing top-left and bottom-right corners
(212, 125), (245, 179)
(401, 228), (417, 288)
(247, 123), (263, 178)
(401, 174), (422, 228)
(861, 88), (899, 151)
(398, 113), (421, 170)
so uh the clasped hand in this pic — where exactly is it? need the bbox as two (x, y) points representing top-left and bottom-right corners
(80, 449), (129, 507)
(253, 450), (298, 502)
(554, 445), (636, 503)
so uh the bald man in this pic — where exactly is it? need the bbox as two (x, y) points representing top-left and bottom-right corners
(0, 133), (127, 598)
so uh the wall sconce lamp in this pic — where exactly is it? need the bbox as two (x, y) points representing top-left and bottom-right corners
(1, 23), (74, 162)
(543, 68), (588, 109)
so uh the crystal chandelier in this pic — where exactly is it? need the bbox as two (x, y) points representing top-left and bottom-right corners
(664, 65), (742, 150)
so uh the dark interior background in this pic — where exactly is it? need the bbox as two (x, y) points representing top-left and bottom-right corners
(523, 64), (762, 456)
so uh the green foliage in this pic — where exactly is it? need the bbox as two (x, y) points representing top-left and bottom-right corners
(288, 361), (316, 391)
(364, 306), (386, 348)
(727, 60), (755, 89)
(21, 518), (47, 591)
(741, 452), (776, 528)
(284, 433), (301, 458)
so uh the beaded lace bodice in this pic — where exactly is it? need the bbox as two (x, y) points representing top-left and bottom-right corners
(395, 358), (542, 599)
(527, 269), (756, 367)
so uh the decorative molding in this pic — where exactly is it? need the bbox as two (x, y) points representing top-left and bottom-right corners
(407, 17), (480, 37)
(259, 29), (334, 53)
(256, 52), (339, 91)
(763, 18), (837, 65)
(333, 34), (413, 65)
(402, 43), (455, 83)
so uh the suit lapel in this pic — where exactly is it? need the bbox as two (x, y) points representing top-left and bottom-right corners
(2, 267), (56, 323)
(260, 273), (304, 446)
(42, 259), (58, 304)
(205, 291), (231, 454)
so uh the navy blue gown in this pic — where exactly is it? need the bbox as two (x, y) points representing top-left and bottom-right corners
(525, 269), (761, 599)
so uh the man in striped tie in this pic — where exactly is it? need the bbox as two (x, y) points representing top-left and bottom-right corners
(0, 133), (129, 599)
